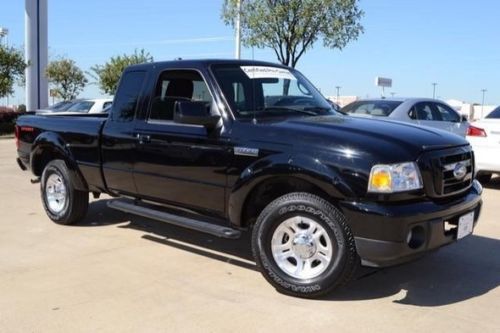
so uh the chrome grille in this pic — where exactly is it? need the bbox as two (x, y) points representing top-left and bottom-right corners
(439, 151), (473, 196)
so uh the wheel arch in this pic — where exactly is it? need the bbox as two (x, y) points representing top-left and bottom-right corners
(31, 132), (88, 191)
(228, 153), (356, 228)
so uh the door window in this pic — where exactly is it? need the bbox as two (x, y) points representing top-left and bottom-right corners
(149, 70), (213, 121)
(411, 102), (439, 121)
(435, 103), (460, 122)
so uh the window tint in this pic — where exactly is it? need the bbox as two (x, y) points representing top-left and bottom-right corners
(112, 71), (146, 122)
(341, 100), (402, 116)
(149, 70), (213, 121)
(435, 103), (459, 122)
(486, 107), (500, 119)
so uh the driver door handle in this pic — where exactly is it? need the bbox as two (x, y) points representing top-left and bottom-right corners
(136, 133), (151, 144)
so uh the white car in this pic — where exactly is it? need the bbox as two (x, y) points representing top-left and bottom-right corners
(467, 106), (500, 183)
(341, 98), (469, 137)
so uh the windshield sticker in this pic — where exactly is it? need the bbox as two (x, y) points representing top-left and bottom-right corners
(240, 66), (296, 80)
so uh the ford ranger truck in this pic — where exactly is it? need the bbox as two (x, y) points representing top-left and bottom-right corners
(15, 60), (483, 298)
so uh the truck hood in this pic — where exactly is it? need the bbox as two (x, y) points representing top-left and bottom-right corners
(264, 115), (469, 163)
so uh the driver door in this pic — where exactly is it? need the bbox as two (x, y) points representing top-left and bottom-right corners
(133, 69), (229, 216)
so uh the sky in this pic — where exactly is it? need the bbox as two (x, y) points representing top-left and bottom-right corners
(1, 0), (499, 105)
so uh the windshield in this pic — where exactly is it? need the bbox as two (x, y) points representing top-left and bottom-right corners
(66, 101), (95, 113)
(48, 101), (74, 111)
(341, 100), (403, 116)
(212, 64), (335, 119)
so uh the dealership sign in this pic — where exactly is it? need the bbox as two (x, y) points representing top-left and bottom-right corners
(375, 77), (392, 88)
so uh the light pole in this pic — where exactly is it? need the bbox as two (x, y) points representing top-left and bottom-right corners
(481, 89), (487, 116)
(335, 86), (341, 103)
(432, 82), (438, 99)
(235, 0), (241, 59)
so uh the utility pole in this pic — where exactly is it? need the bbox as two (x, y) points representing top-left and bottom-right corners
(335, 86), (341, 103)
(432, 82), (438, 99)
(481, 89), (487, 116)
(235, 0), (241, 59)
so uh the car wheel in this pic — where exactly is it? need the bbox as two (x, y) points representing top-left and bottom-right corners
(476, 173), (492, 184)
(41, 159), (88, 225)
(252, 192), (359, 298)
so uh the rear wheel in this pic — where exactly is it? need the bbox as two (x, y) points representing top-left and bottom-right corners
(252, 192), (359, 298)
(41, 160), (88, 225)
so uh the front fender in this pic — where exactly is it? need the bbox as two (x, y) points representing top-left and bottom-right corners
(228, 153), (357, 226)
(30, 131), (88, 191)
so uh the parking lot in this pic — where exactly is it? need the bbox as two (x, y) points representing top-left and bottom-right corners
(0, 137), (499, 332)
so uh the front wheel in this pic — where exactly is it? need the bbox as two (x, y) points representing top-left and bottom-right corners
(252, 193), (359, 298)
(41, 159), (88, 225)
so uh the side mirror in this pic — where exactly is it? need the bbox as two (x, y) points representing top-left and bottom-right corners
(460, 115), (468, 122)
(174, 101), (221, 129)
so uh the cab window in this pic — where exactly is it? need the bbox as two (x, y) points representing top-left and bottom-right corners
(149, 70), (213, 121)
(112, 71), (146, 122)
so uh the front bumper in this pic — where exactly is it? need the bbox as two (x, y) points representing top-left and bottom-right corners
(339, 180), (483, 267)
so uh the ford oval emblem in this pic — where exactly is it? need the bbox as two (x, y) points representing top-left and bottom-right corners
(453, 162), (467, 180)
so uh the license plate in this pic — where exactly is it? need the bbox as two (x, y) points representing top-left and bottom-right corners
(457, 212), (474, 239)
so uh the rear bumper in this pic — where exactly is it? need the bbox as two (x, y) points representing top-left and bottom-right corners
(339, 180), (483, 267)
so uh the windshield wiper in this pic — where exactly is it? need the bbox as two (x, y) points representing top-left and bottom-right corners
(260, 106), (317, 116)
(304, 106), (347, 116)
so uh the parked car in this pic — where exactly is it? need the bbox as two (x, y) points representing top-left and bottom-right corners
(341, 98), (469, 137)
(38, 99), (113, 114)
(467, 106), (500, 183)
(15, 59), (482, 298)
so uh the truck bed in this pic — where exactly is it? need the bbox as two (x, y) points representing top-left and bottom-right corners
(16, 113), (108, 192)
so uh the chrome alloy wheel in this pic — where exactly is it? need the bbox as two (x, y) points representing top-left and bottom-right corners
(271, 216), (334, 280)
(45, 174), (67, 214)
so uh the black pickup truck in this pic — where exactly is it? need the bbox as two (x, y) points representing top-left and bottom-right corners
(15, 59), (482, 298)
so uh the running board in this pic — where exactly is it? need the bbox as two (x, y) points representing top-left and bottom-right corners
(107, 199), (241, 239)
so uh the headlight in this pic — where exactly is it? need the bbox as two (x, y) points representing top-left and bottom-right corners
(368, 162), (423, 193)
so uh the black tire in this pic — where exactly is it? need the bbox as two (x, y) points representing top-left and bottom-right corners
(40, 159), (88, 225)
(476, 173), (492, 184)
(252, 192), (359, 298)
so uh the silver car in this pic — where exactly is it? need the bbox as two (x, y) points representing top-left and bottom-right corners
(341, 98), (469, 137)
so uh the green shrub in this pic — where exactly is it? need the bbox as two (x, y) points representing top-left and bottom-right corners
(0, 108), (19, 135)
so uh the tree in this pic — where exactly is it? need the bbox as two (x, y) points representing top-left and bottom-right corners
(45, 58), (88, 100)
(0, 45), (27, 99)
(91, 49), (153, 95)
(222, 0), (364, 68)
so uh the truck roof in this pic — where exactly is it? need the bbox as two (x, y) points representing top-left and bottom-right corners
(126, 59), (291, 71)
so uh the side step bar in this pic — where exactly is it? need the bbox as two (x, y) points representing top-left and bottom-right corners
(107, 199), (241, 239)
